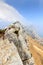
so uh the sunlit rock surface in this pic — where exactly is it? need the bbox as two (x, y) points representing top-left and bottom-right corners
(0, 38), (23, 65)
(4, 22), (35, 65)
(0, 22), (43, 65)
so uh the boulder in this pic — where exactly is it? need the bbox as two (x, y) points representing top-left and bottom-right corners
(5, 22), (35, 65)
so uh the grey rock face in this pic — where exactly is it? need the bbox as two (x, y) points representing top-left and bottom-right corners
(0, 39), (23, 65)
(5, 22), (35, 65)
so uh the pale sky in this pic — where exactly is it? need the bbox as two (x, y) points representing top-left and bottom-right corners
(0, 0), (43, 37)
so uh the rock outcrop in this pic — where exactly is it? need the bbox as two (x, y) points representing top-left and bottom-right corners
(5, 22), (35, 65)
(0, 38), (23, 65)
(0, 21), (43, 65)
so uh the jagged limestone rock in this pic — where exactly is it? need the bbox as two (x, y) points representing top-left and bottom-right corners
(0, 39), (23, 65)
(5, 22), (35, 65)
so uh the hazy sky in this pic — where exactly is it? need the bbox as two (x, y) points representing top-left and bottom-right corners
(0, 0), (43, 37)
